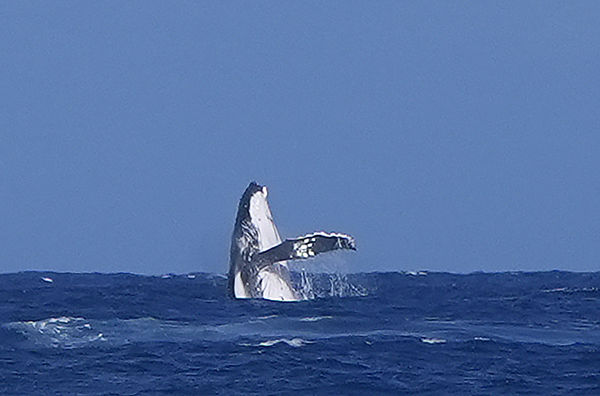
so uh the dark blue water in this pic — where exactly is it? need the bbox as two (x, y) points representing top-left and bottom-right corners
(1, 271), (599, 395)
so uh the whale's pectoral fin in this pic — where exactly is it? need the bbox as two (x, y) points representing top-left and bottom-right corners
(254, 232), (356, 265)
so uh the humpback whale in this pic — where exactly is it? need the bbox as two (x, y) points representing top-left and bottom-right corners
(228, 182), (356, 301)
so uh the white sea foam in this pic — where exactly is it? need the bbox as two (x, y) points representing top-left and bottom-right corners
(239, 338), (314, 348)
(421, 337), (446, 344)
(9, 316), (105, 348)
(41, 277), (53, 283)
(542, 287), (567, 293)
(258, 338), (314, 347)
(542, 287), (599, 293)
(299, 316), (333, 322)
(257, 315), (279, 320)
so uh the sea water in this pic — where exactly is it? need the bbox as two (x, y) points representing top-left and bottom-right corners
(1, 271), (599, 394)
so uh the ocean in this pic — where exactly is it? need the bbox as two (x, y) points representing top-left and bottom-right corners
(1, 270), (598, 395)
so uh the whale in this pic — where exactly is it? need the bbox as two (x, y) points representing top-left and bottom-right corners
(228, 182), (356, 301)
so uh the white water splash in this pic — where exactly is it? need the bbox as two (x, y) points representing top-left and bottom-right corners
(327, 273), (368, 298)
(297, 268), (315, 300)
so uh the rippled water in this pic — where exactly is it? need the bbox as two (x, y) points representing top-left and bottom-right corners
(1, 271), (599, 394)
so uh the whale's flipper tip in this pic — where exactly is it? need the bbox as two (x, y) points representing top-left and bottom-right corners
(291, 231), (356, 258)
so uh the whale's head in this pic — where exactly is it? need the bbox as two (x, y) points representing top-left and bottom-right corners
(248, 182), (269, 220)
(236, 182), (281, 252)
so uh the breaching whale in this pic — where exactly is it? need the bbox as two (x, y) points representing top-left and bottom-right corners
(228, 182), (356, 301)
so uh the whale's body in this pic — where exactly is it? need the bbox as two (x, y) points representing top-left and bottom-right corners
(228, 182), (356, 301)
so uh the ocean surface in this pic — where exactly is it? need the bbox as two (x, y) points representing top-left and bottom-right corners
(1, 270), (599, 395)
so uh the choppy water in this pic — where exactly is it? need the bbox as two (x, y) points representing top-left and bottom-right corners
(1, 271), (599, 394)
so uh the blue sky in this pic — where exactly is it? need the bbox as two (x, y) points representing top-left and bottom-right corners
(1, 2), (599, 274)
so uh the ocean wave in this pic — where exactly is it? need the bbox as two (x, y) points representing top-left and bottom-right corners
(2, 271), (599, 350)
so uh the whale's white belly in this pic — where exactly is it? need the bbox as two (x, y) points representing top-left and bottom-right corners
(257, 268), (299, 301)
(233, 272), (250, 299)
